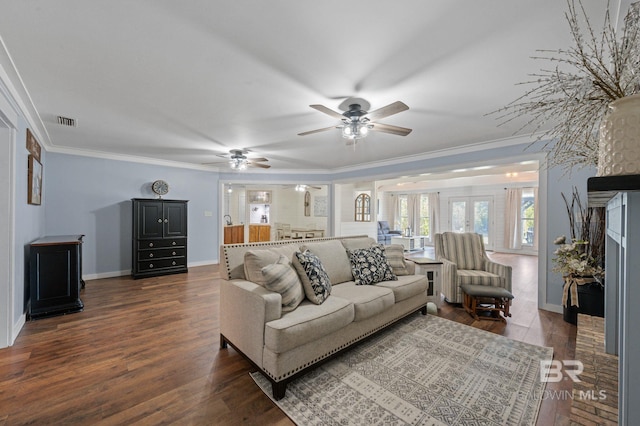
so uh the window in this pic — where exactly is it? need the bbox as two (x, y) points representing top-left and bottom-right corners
(521, 188), (535, 245)
(354, 193), (371, 222)
(420, 195), (430, 237)
(398, 195), (408, 231)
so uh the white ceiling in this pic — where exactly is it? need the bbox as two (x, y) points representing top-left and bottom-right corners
(0, 0), (630, 172)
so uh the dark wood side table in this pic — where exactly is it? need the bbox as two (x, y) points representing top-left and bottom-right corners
(29, 235), (85, 320)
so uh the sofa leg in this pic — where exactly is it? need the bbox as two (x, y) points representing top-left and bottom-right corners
(420, 305), (427, 315)
(272, 381), (287, 400)
(220, 334), (228, 349)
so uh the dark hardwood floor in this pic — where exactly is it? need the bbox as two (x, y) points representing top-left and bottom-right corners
(0, 252), (575, 425)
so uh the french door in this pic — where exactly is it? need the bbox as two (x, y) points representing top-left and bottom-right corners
(449, 196), (494, 249)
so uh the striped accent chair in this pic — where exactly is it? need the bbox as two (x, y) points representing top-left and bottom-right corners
(434, 232), (512, 304)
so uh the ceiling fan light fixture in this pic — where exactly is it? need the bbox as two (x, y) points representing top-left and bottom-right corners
(342, 122), (369, 140)
(230, 158), (248, 170)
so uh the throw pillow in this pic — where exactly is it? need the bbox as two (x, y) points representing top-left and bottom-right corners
(292, 250), (332, 304)
(348, 245), (398, 285)
(244, 246), (298, 286)
(383, 244), (410, 276)
(262, 255), (305, 312)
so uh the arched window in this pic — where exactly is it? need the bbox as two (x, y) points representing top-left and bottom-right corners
(354, 193), (371, 222)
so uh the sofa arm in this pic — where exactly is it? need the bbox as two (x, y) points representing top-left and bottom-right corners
(404, 259), (416, 275)
(484, 260), (513, 294)
(220, 279), (282, 368)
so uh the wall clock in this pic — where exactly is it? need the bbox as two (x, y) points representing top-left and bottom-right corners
(151, 179), (169, 198)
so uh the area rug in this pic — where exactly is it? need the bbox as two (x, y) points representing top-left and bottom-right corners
(251, 313), (553, 425)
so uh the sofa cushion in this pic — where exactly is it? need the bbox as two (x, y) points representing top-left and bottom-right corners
(457, 269), (502, 286)
(347, 245), (397, 286)
(262, 255), (305, 312)
(264, 297), (355, 353)
(292, 250), (332, 304)
(383, 244), (410, 276)
(330, 282), (395, 321)
(377, 274), (428, 302)
(244, 245), (298, 286)
(441, 232), (484, 271)
(340, 237), (376, 252)
(301, 240), (353, 285)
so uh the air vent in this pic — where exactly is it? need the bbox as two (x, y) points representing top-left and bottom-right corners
(56, 116), (77, 127)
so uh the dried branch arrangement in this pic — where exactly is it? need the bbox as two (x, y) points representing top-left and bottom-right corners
(492, 0), (640, 171)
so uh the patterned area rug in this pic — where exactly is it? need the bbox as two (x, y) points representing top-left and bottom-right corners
(251, 313), (552, 425)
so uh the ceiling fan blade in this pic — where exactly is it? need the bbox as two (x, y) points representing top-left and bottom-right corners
(365, 101), (409, 121)
(371, 122), (412, 136)
(298, 125), (338, 136)
(249, 162), (271, 169)
(247, 157), (268, 162)
(309, 104), (345, 120)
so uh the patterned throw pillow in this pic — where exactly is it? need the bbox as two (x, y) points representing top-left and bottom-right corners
(383, 244), (410, 276)
(292, 250), (332, 304)
(262, 255), (305, 312)
(348, 245), (398, 285)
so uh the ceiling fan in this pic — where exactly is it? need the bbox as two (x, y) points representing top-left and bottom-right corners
(283, 184), (322, 191)
(298, 101), (412, 142)
(204, 149), (270, 170)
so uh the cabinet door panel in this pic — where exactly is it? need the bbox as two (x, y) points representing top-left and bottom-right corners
(164, 202), (187, 237)
(139, 202), (164, 238)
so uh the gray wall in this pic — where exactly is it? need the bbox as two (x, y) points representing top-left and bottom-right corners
(45, 153), (219, 278)
(543, 164), (597, 306)
(36, 142), (595, 314)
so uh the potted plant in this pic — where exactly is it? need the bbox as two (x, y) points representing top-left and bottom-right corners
(493, 0), (640, 172)
(553, 188), (605, 324)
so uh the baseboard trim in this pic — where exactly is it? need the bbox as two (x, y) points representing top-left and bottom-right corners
(83, 270), (130, 280)
(82, 260), (218, 281)
(11, 313), (26, 345)
(541, 303), (563, 314)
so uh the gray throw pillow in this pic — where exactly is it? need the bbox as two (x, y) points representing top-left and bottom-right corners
(292, 250), (331, 304)
(262, 255), (305, 312)
(347, 245), (397, 285)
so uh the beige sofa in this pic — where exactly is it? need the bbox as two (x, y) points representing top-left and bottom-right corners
(219, 235), (429, 400)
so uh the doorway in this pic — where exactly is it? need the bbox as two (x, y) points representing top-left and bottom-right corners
(0, 118), (13, 348)
(449, 196), (494, 249)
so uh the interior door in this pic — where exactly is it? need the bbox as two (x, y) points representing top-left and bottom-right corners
(449, 196), (494, 249)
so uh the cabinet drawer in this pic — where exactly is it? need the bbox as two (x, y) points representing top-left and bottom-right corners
(138, 238), (186, 249)
(138, 247), (185, 261)
(137, 257), (186, 271)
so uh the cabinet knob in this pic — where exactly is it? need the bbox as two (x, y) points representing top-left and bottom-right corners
(149, 242), (154, 247)
(172, 241), (176, 246)
(172, 261), (176, 266)
(164, 219), (169, 223)
(172, 251), (176, 256)
(149, 264), (154, 268)
(157, 218), (162, 223)
(149, 253), (153, 258)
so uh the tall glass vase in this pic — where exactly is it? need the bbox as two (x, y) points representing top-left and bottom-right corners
(597, 93), (640, 176)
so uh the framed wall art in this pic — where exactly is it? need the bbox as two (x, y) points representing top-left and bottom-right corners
(28, 155), (42, 205)
(314, 195), (328, 217)
(26, 129), (41, 162)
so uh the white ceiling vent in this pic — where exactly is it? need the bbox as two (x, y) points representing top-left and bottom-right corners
(56, 116), (77, 127)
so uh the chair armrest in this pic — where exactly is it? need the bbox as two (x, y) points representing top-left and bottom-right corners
(220, 279), (282, 367)
(439, 258), (459, 302)
(389, 230), (403, 235)
(484, 260), (513, 293)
